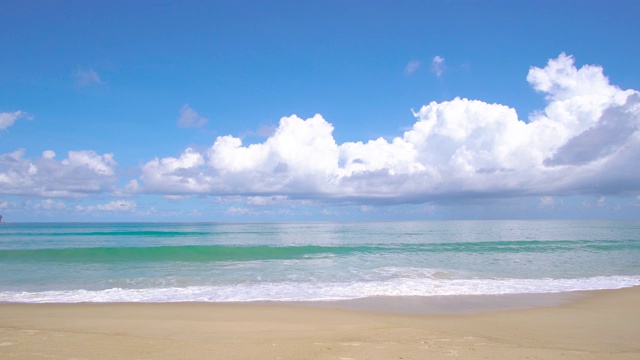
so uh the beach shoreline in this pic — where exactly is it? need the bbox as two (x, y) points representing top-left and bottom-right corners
(1, 287), (639, 359)
(300, 289), (589, 314)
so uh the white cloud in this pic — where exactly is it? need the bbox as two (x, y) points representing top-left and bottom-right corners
(226, 206), (251, 215)
(164, 194), (191, 201)
(539, 196), (556, 208)
(404, 60), (421, 75)
(0, 200), (13, 210)
(0, 111), (32, 130)
(42, 150), (56, 159)
(580, 196), (607, 209)
(0, 149), (118, 197)
(131, 54), (640, 205)
(321, 208), (336, 215)
(431, 56), (445, 77)
(141, 147), (210, 194)
(527, 53), (618, 101)
(96, 200), (137, 212)
(177, 104), (208, 128)
(246, 195), (288, 206)
(75, 68), (103, 86)
(33, 199), (66, 210)
(76, 200), (137, 213)
(224, 206), (292, 217)
(61, 151), (115, 176)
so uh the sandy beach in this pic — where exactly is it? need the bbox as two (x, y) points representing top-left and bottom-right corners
(1, 287), (639, 359)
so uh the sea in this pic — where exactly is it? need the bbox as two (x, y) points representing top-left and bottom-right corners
(1, 220), (639, 304)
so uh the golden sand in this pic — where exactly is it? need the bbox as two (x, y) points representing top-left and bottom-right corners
(1, 287), (639, 359)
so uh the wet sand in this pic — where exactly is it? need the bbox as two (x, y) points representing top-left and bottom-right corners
(1, 287), (639, 359)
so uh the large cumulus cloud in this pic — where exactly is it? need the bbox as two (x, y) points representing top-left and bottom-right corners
(138, 54), (640, 203)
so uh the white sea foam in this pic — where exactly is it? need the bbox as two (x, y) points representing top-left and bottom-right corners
(1, 276), (639, 303)
(372, 267), (467, 279)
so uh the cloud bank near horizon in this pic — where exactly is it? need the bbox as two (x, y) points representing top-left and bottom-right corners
(139, 54), (640, 203)
(0, 149), (117, 198)
(2, 54), (640, 211)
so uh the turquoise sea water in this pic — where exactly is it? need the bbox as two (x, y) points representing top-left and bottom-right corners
(1, 221), (639, 303)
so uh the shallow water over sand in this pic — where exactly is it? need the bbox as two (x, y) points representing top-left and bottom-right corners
(1, 220), (639, 303)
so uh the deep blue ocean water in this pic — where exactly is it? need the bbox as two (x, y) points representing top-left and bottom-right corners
(1, 221), (639, 302)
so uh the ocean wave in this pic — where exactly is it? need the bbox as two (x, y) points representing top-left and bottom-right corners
(2, 275), (639, 303)
(3, 239), (639, 263)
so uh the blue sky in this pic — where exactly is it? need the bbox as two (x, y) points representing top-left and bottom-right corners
(2, 1), (640, 221)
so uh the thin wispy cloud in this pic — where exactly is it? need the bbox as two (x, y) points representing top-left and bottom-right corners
(177, 105), (208, 128)
(96, 200), (137, 212)
(431, 55), (445, 77)
(580, 196), (607, 209)
(404, 60), (421, 75)
(33, 199), (66, 210)
(74, 200), (138, 214)
(0, 111), (31, 130)
(539, 196), (556, 208)
(75, 68), (103, 86)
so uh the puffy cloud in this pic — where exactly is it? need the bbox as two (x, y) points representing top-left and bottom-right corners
(0, 149), (118, 197)
(431, 56), (445, 77)
(42, 150), (56, 159)
(141, 147), (211, 194)
(404, 60), (421, 75)
(200, 114), (341, 195)
(543, 94), (639, 166)
(61, 151), (116, 176)
(177, 105), (208, 128)
(137, 54), (640, 205)
(527, 53), (620, 101)
(0, 111), (31, 130)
